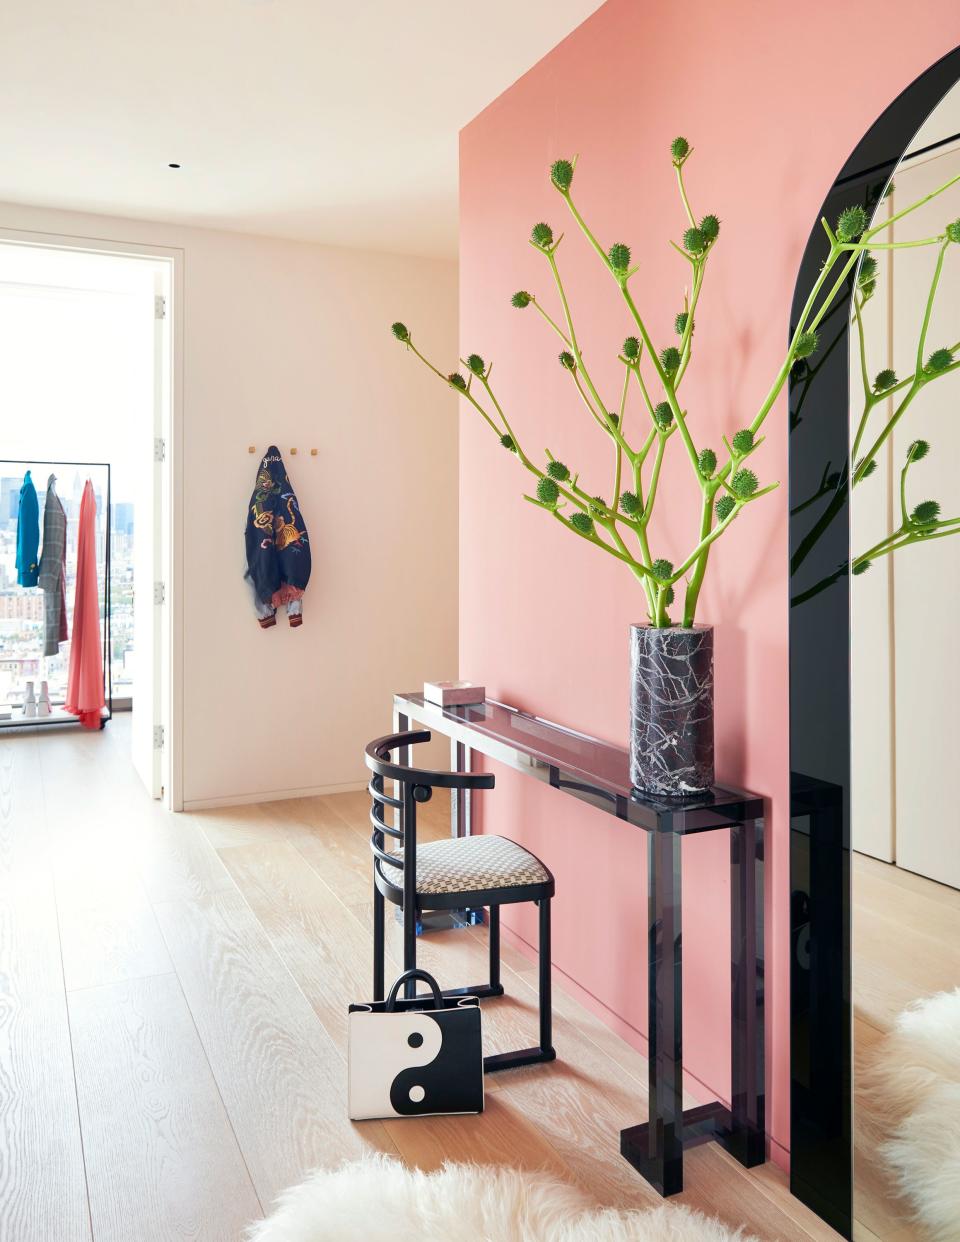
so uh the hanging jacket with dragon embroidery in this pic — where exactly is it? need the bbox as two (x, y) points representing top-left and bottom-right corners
(244, 446), (311, 628)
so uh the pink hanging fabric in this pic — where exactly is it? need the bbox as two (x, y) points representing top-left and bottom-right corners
(65, 479), (104, 729)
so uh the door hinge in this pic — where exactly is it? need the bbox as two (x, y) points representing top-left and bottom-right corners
(155, 294), (166, 320)
(154, 437), (166, 463)
(153, 581), (166, 605)
(153, 724), (165, 749)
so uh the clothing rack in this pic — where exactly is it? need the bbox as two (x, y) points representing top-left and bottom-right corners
(0, 458), (112, 730)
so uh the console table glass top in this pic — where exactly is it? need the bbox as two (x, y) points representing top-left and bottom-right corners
(394, 692), (762, 833)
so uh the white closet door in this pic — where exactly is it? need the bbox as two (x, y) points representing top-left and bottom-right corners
(890, 150), (960, 890)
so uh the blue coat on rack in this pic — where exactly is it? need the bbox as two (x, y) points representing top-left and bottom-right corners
(16, 470), (40, 587)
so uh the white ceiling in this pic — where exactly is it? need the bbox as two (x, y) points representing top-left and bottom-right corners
(0, 1), (603, 258)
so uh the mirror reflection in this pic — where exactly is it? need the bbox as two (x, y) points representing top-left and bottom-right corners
(851, 83), (960, 1241)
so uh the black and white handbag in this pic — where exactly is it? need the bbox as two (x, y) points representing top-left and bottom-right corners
(348, 969), (484, 1120)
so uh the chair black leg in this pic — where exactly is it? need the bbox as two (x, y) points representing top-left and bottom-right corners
(373, 884), (385, 1002)
(402, 897), (418, 999)
(539, 896), (553, 1055)
(489, 905), (501, 991)
(482, 896), (557, 1074)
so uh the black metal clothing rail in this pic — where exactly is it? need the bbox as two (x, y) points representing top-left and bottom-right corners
(1, 458), (112, 730)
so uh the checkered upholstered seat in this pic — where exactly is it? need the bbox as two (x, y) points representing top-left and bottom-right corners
(378, 834), (552, 897)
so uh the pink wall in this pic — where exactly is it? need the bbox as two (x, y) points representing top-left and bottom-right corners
(458, 0), (960, 1164)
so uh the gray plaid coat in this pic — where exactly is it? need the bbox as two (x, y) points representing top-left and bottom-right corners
(38, 475), (68, 657)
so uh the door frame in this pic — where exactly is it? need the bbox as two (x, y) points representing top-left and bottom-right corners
(0, 225), (185, 810)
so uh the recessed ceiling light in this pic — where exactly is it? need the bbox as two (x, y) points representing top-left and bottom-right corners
(168, 162), (181, 169)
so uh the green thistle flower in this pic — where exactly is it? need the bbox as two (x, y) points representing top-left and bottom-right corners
(570, 512), (594, 534)
(589, 496), (607, 518)
(910, 500), (940, 528)
(852, 559), (872, 575)
(856, 457), (878, 479)
(500, 434), (516, 452)
(683, 226), (705, 254)
(858, 253), (878, 287)
(536, 477), (560, 506)
(946, 219), (960, 244)
(466, 353), (485, 375)
(699, 214), (720, 242)
(653, 401), (674, 429)
(511, 290), (532, 309)
(732, 429), (755, 455)
(715, 495), (736, 522)
(664, 586), (675, 606)
(623, 335), (641, 360)
(860, 280), (876, 299)
(651, 558), (674, 581)
(873, 368), (897, 392)
(531, 222), (554, 248)
(836, 204), (869, 242)
(448, 372), (467, 390)
(391, 321), (410, 342)
(911, 500), (940, 525)
(731, 468), (759, 498)
(551, 159), (574, 191)
(925, 347), (954, 374)
(794, 330), (819, 359)
(907, 439), (930, 462)
(659, 346), (681, 374)
(608, 242), (631, 272)
(674, 311), (689, 336)
(671, 136), (690, 161)
(698, 447), (717, 478)
(619, 491), (641, 516)
(559, 350), (576, 370)
(547, 460), (570, 481)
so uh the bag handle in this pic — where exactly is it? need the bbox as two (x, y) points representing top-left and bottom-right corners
(384, 969), (444, 1012)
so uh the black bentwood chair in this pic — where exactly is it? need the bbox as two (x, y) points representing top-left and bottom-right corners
(365, 729), (556, 1072)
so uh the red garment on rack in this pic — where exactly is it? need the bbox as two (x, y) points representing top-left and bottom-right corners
(65, 480), (104, 729)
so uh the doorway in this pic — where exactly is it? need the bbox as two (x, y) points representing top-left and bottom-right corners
(0, 235), (179, 805)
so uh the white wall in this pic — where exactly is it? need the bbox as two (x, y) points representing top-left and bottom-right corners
(0, 200), (459, 807)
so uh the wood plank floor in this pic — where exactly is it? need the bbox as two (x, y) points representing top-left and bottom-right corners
(852, 852), (960, 1241)
(0, 716), (840, 1241)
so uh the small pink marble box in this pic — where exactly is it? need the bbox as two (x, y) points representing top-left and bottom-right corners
(423, 680), (486, 707)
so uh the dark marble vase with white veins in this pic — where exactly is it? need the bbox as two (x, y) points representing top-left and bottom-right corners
(629, 623), (715, 797)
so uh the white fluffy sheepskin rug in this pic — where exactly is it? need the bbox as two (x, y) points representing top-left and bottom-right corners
(858, 987), (960, 1240)
(246, 1156), (755, 1242)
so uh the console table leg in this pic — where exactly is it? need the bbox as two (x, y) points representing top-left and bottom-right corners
(621, 819), (683, 1195)
(724, 814), (766, 1166)
(451, 739), (472, 838)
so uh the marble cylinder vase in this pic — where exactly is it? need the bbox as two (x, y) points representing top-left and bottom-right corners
(629, 624), (714, 797)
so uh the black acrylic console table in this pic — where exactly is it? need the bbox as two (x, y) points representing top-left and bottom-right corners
(393, 691), (765, 1197)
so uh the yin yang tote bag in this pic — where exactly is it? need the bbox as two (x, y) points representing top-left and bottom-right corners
(348, 969), (483, 1120)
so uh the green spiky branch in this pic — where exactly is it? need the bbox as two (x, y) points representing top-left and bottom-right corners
(790, 215), (960, 599)
(392, 143), (960, 627)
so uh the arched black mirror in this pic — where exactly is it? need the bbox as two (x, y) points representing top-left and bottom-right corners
(789, 45), (960, 1240)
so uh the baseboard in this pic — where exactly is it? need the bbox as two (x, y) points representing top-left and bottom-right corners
(499, 921), (789, 1172)
(181, 779), (367, 811)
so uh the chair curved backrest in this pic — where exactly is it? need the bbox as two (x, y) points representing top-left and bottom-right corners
(364, 730), (495, 905)
(364, 730), (495, 792)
